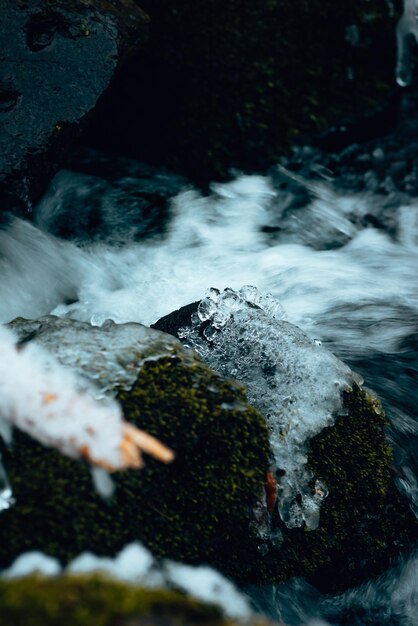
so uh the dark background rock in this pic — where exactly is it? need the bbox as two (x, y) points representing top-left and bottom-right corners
(0, 0), (148, 216)
(82, 0), (400, 182)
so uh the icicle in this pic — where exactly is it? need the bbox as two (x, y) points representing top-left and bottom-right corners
(396, 0), (418, 86)
(0, 455), (15, 512)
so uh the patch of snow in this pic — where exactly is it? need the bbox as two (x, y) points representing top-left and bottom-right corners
(1, 543), (251, 620)
(164, 561), (251, 619)
(3, 552), (61, 578)
(0, 325), (125, 470)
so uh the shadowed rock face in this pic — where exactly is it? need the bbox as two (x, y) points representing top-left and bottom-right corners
(84, 0), (398, 182)
(0, 0), (149, 216)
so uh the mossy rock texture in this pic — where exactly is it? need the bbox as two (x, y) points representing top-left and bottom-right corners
(153, 301), (418, 592)
(0, 575), (235, 626)
(262, 385), (418, 592)
(0, 318), (271, 579)
(86, 0), (398, 180)
(1, 316), (417, 592)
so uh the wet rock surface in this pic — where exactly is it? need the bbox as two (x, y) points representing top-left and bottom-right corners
(270, 85), (418, 234)
(33, 150), (188, 243)
(0, 0), (148, 216)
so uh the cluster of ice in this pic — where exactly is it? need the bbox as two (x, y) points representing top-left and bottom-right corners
(396, 0), (418, 86)
(178, 286), (360, 530)
(0, 325), (172, 486)
(1, 543), (252, 620)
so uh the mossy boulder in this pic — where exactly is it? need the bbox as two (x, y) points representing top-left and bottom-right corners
(0, 318), (271, 579)
(0, 575), (241, 626)
(1, 315), (417, 593)
(86, 0), (398, 180)
(263, 385), (418, 593)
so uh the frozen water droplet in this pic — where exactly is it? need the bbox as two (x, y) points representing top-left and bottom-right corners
(203, 325), (218, 342)
(0, 458), (15, 512)
(219, 290), (244, 312)
(177, 326), (189, 339)
(198, 298), (217, 322)
(238, 285), (260, 304)
(260, 293), (286, 320)
(212, 308), (231, 329)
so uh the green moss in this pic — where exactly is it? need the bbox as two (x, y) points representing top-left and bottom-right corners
(0, 575), (228, 626)
(236, 385), (418, 592)
(0, 355), (270, 575)
(0, 353), (416, 592)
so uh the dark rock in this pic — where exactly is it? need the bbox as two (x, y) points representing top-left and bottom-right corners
(33, 152), (188, 243)
(0, 0), (149, 216)
(83, 0), (397, 181)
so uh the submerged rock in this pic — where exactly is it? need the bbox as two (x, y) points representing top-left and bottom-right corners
(0, 0), (148, 215)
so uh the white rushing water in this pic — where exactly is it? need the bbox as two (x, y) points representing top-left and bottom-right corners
(0, 163), (417, 625)
(0, 171), (416, 358)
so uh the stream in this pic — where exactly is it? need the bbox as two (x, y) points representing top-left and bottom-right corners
(0, 110), (418, 623)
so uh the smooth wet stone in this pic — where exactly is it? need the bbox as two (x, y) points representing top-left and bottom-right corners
(0, 0), (148, 215)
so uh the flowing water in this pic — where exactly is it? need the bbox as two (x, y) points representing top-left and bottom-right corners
(0, 138), (417, 624)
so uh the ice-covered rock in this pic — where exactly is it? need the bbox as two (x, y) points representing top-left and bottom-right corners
(177, 286), (360, 530)
(153, 292), (418, 591)
(0, 316), (273, 586)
